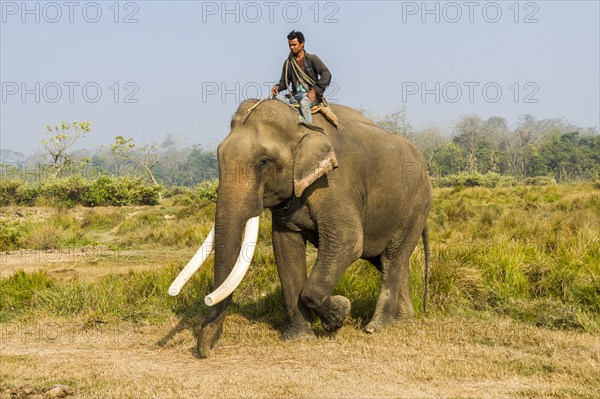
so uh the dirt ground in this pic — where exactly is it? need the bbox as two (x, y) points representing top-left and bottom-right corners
(0, 247), (177, 280)
(2, 206), (599, 398)
(2, 312), (599, 399)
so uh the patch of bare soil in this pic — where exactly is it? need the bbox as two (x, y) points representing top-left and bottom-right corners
(1, 315), (599, 398)
(0, 384), (74, 399)
(1, 205), (179, 279)
(0, 248), (188, 280)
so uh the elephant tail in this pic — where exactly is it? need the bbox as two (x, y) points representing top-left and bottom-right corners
(422, 225), (430, 313)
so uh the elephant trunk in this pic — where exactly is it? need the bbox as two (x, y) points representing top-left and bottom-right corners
(197, 183), (261, 358)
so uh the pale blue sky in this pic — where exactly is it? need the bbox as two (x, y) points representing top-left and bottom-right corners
(1, 0), (599, 155)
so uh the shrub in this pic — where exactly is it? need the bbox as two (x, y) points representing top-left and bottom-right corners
(96, 176), (161, 206)
(177, 180), (219, 208)
(0, 219), (31, 251)
(524, 176), (557, 186)
(433, 172), (515, 188)
(38, 176), (89, 208)
(162, 185), (191, 198)
(15, 184), (38, 206)
(83, 175), (113, 206)
(194, 180), (218, 203)
(104, 176), (161, 206)
(0, 180), (24, 206)
(0, 176), (162, 207)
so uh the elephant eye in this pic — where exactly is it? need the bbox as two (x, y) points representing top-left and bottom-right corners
(257, 159), (269, 167)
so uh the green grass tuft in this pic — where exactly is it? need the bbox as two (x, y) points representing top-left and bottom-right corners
(0, 271), (53, 322)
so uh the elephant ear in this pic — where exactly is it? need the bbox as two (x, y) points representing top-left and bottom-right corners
(293, 132), (338, 197)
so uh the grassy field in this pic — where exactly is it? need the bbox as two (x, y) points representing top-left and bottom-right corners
(1, 184), (599, 398)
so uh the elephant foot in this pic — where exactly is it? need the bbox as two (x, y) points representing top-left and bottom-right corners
(364, 322), (378, 334)
(197, 318), (224, 359)
(396, 306), (415, 324)
(320, 295), (351, 332)
(365, 312), (408, 334)
(281, 326), (316, 341)
(395, 314), (414, 324)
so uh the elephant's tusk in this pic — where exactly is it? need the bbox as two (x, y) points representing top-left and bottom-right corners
(204, 216), (260, 306)
(168, 225), (215, 296)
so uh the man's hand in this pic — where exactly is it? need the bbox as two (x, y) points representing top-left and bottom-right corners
(271, 85), (279, 96)
(308, 88), (316, 104)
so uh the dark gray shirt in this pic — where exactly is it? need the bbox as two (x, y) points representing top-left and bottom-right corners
(276, 52), (332, 101)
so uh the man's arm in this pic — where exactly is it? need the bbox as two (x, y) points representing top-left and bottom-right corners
(272, 60), (288, 95)
(309, 54), (332, 97)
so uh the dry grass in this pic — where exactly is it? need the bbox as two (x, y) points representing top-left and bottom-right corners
(1, 314), (599, 398)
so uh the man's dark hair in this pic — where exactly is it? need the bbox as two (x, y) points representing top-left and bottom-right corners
(287, 30), (305, 43)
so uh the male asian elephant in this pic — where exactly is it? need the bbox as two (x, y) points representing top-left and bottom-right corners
(170, 99), (432, 358)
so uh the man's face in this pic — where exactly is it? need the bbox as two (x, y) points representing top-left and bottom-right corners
(288, 39), (304, 55)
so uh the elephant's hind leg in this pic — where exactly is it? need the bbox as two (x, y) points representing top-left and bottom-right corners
(365, 236), (417, 333)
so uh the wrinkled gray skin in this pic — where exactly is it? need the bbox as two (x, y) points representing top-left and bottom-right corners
(198, 99), (432, 358)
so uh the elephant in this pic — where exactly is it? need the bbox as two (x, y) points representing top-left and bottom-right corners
(170, 98), (432, 358)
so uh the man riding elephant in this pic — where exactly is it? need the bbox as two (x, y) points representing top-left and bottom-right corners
(271, 30), (332, 124)
(169, 98), (432, 358)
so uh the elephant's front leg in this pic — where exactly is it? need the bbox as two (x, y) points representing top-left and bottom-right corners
(272, 218), (315, 340)
(301, 227), (363, 332)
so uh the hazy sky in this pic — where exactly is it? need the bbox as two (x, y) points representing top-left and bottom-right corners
(1, 0), (599, 156)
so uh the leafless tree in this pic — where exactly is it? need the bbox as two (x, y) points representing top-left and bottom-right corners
(362, 107), (414, 139)
(412, 126), (446, 172)
(111, 136), (162, 185)
(41, 121), (91, 178)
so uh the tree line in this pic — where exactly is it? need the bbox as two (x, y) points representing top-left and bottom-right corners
(1, 111), (598, 187)
(368, 110), (599, 182)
